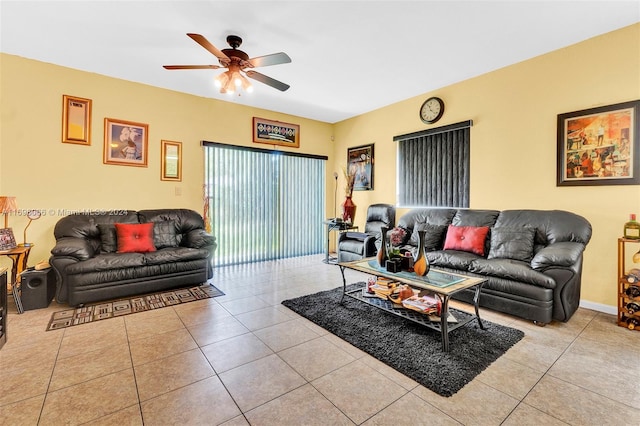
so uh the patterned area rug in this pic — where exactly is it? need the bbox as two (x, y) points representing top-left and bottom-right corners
(46, 284), (224, 331)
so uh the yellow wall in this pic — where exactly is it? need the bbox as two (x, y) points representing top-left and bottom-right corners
(1, 23), (638, 311)
(0, 55), (334, 271)
(334, 23), (640, 310)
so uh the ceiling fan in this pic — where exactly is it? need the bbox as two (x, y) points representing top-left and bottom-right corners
(163, 33), (291, 94)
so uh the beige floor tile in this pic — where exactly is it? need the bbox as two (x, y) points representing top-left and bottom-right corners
(219, 295), (271, 315)
(141, 376), (241, 425)
(49, 342), (132, 391)
(412, 379), (519, 425)
(578, 312), (640, 350)
(39, 369), (138, 425)
(360, 355), (419, 391)
(0, 336), (60, 374)
(524, 375), (640, 425)
(476, 355), (545, 399)
(321, 333), (368, 359)
(278, 336), (356, 381)
(0, 363), (52, 406)
(244, 383), (353, 426)
(0, 327), (63, 351)
(201, 332), (274, 373)
(89, 404), (143, 426)
(124, 309), (186, 342)
(0, 394), (45, 426)
(548, 337), (640, 409)
(502, 328), (572, 373)
(57, 322), (128, 360)
(134, 348), (215, 402)
(221, 415), (251, 426)
(234, 305), (297, 331)
(173, 299), (232, 326)
(129, 327), (198, 366)
(187, 315), (250, 346)
(253, 319), (321, 352)
(311, 360), (407, 424)
(502, 403), (570, 426)
(363, 392), (460, 426)
(218, 353), (306, 412)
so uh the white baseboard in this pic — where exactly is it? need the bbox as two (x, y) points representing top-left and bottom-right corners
(579, 299), (617, 316)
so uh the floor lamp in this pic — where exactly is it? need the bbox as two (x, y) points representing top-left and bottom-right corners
(333, 172), (338, 220)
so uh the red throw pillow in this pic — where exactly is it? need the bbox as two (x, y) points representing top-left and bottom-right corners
(443, 225), (490, 256)
(115, 223), (156, 253)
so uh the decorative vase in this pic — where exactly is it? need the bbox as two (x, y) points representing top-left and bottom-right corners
(341, 196), (357, 223)
(413, 230), (430, 276)
(377, 226), (389, 268)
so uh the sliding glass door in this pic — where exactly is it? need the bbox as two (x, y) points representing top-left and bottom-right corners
(204, 142), (326, 266)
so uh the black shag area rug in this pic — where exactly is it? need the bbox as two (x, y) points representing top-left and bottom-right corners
(282, 283), (524, 397)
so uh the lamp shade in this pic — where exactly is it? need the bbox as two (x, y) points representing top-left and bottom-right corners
(0, 196), (17, 214)
(0, 196), (17, 229)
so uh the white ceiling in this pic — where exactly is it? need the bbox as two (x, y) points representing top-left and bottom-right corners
(1, 1), (639, 123)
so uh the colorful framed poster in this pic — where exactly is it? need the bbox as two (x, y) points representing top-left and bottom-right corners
(103, 118), (149, 167)
(252, 117), (300, 148)
(62, 95), (92, 145)
(347, 143), (374, 191)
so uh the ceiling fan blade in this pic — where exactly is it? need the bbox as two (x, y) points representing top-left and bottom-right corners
(163, 65), (222, 70)
(187, 33), (230, 65)
(245, 70), (290, 91)
(248, 52), (292, 68)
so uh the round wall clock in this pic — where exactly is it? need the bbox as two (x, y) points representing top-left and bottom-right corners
(419, 97), (445, 124)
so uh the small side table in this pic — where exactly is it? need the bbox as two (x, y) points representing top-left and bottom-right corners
(323, 220), (358, 264)
(0, 245), (32, 313)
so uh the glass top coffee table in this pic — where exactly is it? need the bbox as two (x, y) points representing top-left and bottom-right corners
(338, 258), (487, 352)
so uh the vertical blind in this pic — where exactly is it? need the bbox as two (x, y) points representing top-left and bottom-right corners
(395, 121), (472, 208)
(203, 142), (326, 266)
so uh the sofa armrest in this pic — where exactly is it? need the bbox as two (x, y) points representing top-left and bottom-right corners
(530, 242), (585, 271)
(338, 231), (374, 243)
(50, 237), (96, 261)
(183, 229), (217, 250)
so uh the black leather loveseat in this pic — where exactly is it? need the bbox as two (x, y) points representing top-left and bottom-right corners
(50, 209), (216, 306)
(395, 208), (592, 324)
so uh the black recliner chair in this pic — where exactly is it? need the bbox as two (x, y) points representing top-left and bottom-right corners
(337, 203), (395, 262)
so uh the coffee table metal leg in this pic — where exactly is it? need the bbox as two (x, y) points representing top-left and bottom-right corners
(473, 283), (485, 330)
(440, 295), (450, 352)
(339, 265), (347, 304)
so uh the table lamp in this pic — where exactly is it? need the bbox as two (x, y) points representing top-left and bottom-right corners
(21, 210), (41, 247)
(0, 196), (17, 229)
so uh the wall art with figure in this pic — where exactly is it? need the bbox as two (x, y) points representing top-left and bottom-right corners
(347, 143), (374, 191)
(103, 118), (149, 167)
(557, 100), (639, 186)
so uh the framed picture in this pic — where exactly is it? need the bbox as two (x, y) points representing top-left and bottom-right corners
(252, 117), (300, 148)
(347, 143), (374, 191)
(161, 140), (182, 181)
(0, 228), (17, 251)
(62, 95), (92, 145)
(557, 100), (639, 186)
(103, 118), (149, 167)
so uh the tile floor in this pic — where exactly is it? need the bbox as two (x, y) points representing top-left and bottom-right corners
(1, 254), (639, 425)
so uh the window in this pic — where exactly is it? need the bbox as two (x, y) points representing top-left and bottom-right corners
(395, 120), (472, 208)
(203, 142), (327, 266)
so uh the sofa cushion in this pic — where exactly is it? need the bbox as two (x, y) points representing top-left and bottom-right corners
(443, 225), (490, 256)
(470, 258), (556, 288)
(66, 252), (147, 274)
(115, 223), (156, 253)
(427, 250), (480, 270)
(488, 227), (536, 262)
(410, 223), (448, 251)
(98, 224), (118, 253)
(143, 247), (211, 265)
(153, 221), (178, 249)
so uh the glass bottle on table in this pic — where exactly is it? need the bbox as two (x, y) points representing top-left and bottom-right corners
(624, 214), (640, 240)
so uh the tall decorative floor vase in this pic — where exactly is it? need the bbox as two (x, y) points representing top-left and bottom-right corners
(377, 226), (389, 268)
(341, 196), (357, 224)
(413, 230), (430, 276)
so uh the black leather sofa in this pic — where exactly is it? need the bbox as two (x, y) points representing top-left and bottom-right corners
(395, 208), (592, 324)
(50, 209), (216, 307)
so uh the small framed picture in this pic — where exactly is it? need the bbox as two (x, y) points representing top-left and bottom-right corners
(103, 118), (149, 167)
(557, 100), (639, 186)
(252, 117), (300, 148)
(0, 228), (17, 251)
(161, 140), (182, 181)
(62, 95), (92, 145)
(347, 143), (374, 191)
